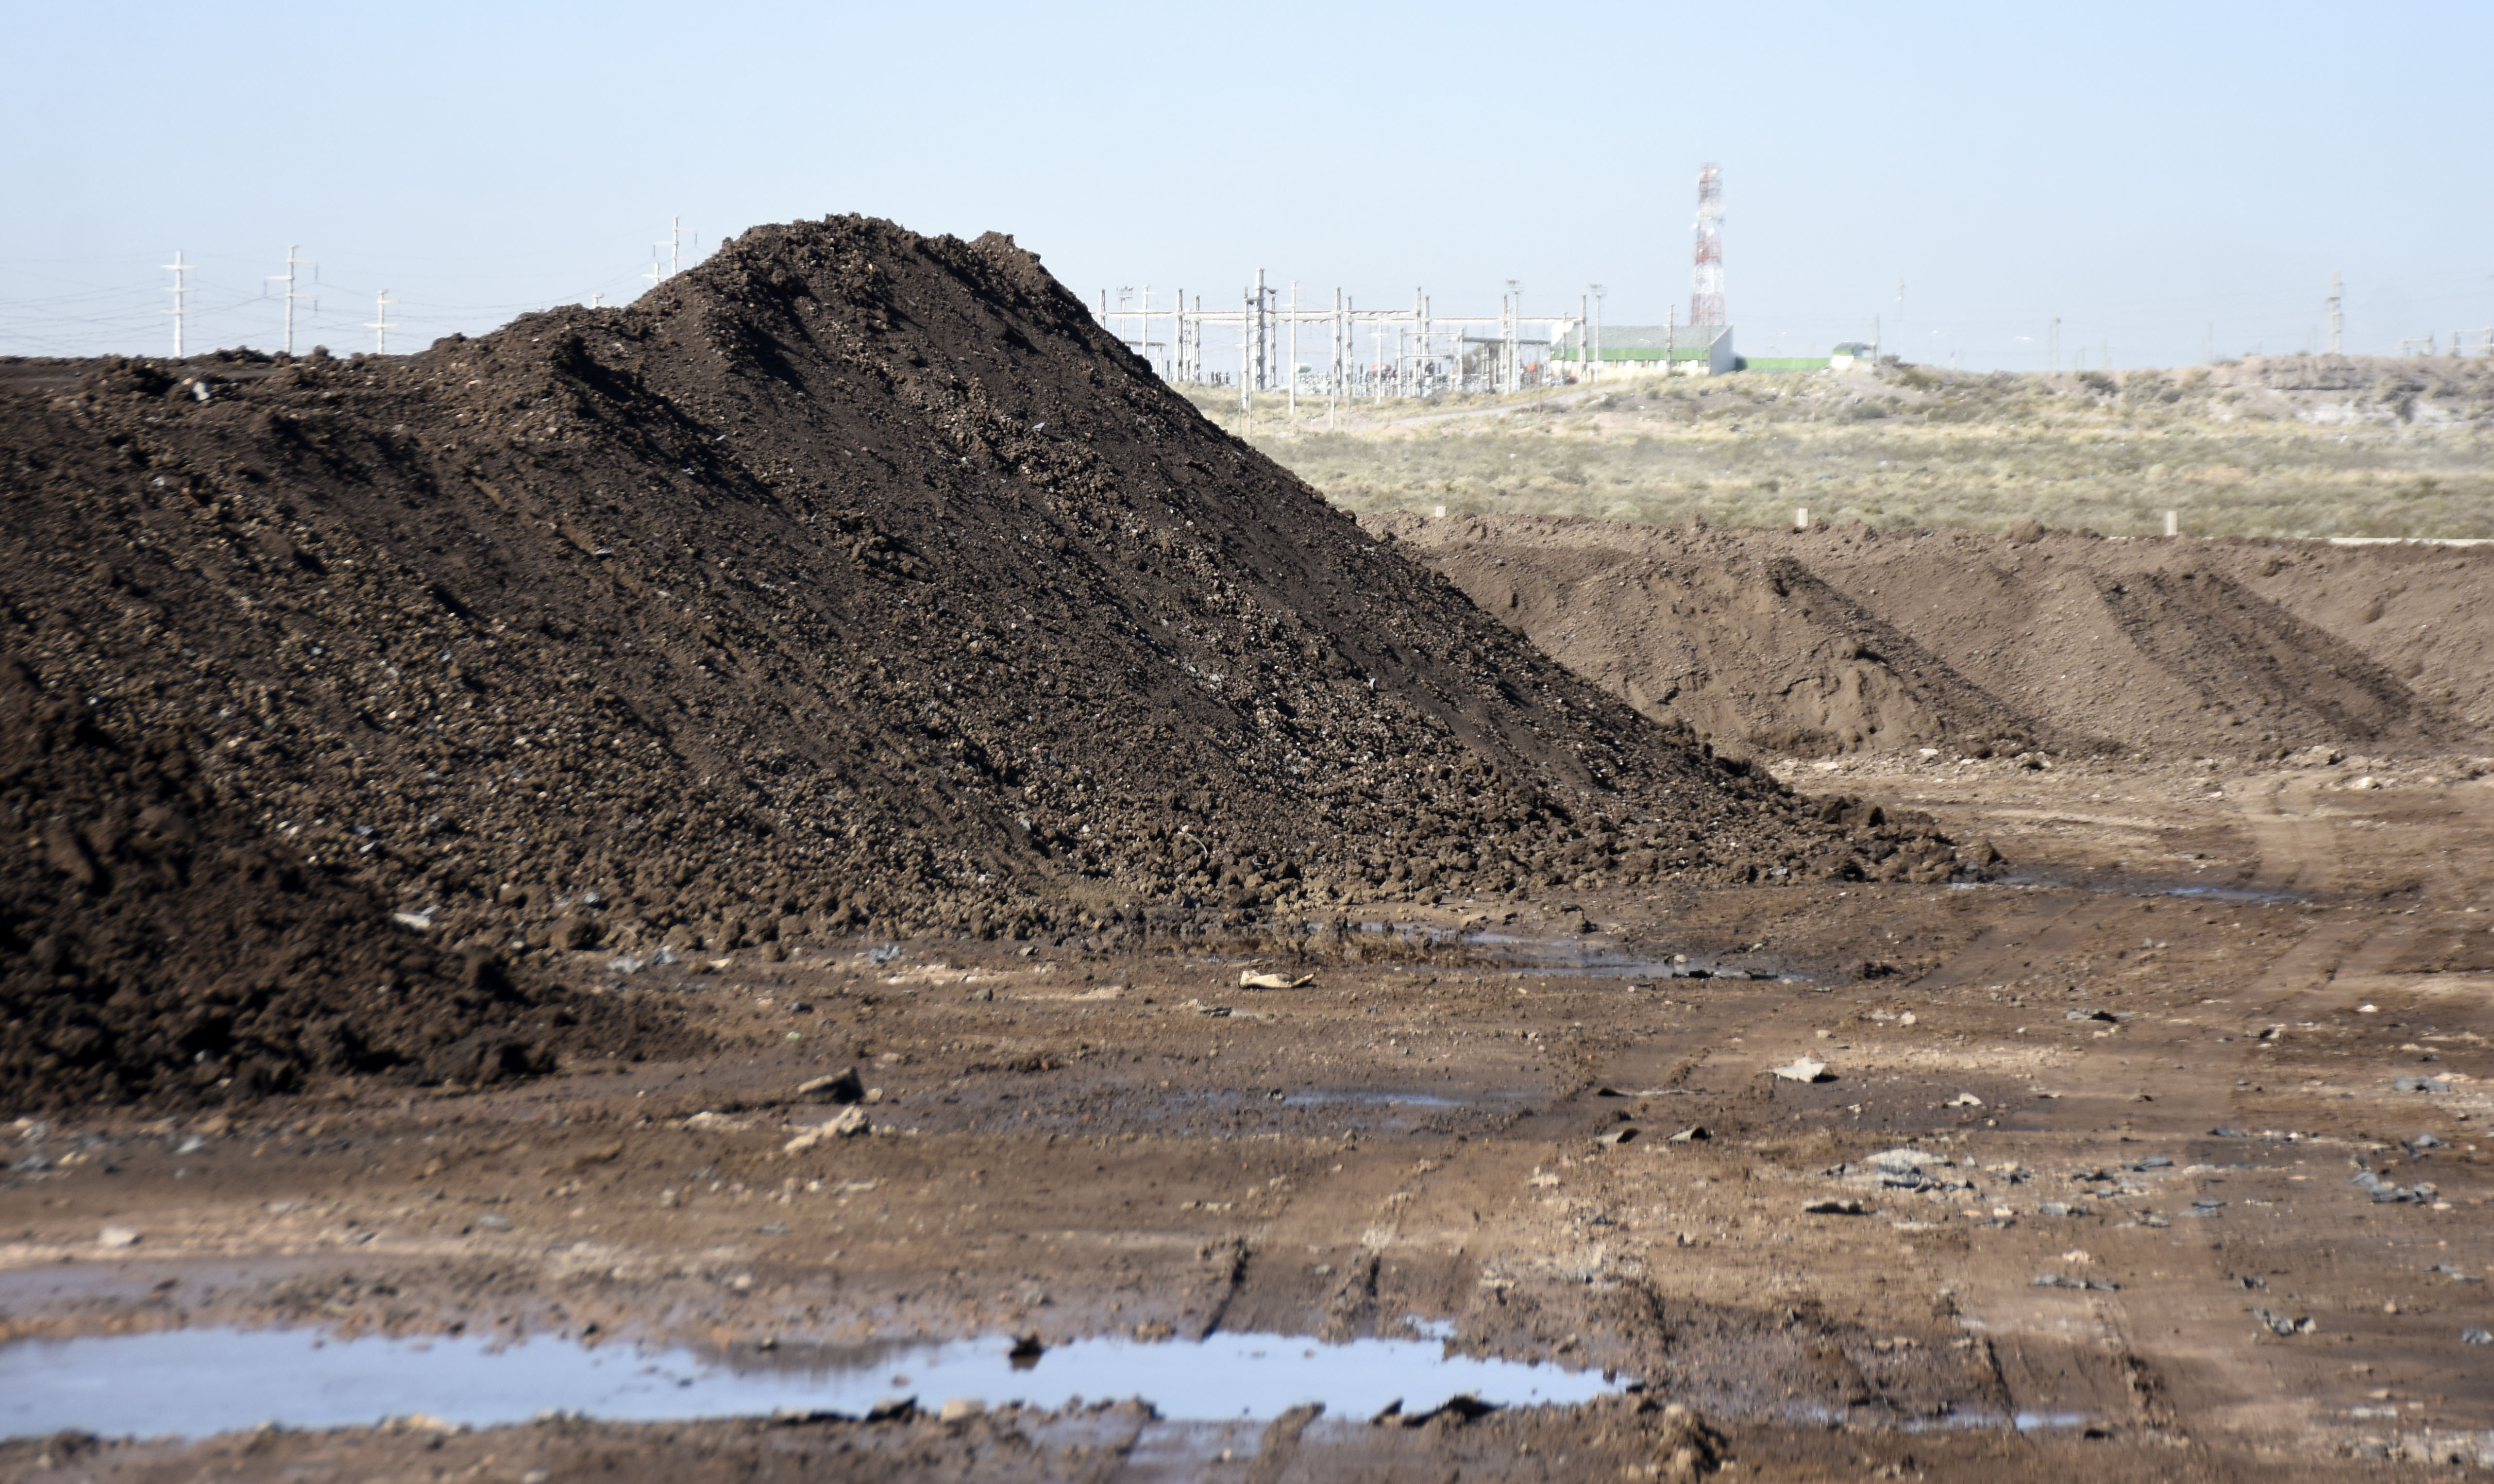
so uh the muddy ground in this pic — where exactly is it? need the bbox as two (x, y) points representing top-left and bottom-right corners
(7, 746), (2491, 1481)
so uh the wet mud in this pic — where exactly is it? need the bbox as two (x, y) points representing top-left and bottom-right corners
(8, 751), (2494, 1480)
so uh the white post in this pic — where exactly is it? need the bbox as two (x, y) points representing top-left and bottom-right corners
(1591, 284), (1605, 382)
(268, 246), (317, 357)
(1421, 293), (1432, 395)
(1253, 268), (1268, 393)
(1795, 507), (1809, 531)
(2165, 510), (2179, 538)
(365, 288), (397, 354)
(1330, 288), (1341, 428)
(1240, 286), (1252, 411)
(162, 251), (191, 358)
(1288, 280), (1298, 416)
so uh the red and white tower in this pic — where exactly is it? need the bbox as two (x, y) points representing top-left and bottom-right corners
(1689, 163), (1725, 327)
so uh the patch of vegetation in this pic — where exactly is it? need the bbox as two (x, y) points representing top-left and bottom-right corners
(1179, 357), (2494, 538)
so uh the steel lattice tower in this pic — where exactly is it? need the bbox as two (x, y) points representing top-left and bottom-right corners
(1689, 163), (1725, 327)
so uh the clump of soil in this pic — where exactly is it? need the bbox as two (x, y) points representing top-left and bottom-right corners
(0, 656), (682, 1113)
(0, 217), (1955, 975)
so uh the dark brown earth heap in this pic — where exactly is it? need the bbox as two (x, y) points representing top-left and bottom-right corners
(2, 218), (1956, 1056)
(0, 657), (659, 1110)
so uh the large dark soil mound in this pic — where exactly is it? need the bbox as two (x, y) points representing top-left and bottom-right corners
(0, 656), (690, 1112)
(2, 217), (1953, 1092)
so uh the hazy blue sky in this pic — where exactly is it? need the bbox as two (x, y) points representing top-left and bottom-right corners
(8, 1), (2487, 370)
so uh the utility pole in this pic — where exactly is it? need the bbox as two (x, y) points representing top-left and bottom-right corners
(1330, 287), (1342, 427)
(2326, 272), (2343, 354)
(662, 216), (683, 279)
(1288, 280), (1298, 415)
(163, 251), (192, 358)
(1240, 284), (1252, 412)
(268, 246), (317, 356)
(1589, 284), (1605, 383)
(1421, 293), (1433, 396)
(1503, 279), (1521, 394)
(1252, 268), (1268, 394)
(365, 288), (398, 354)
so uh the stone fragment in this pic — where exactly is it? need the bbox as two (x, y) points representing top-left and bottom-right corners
(798, 1068), (865, 1104)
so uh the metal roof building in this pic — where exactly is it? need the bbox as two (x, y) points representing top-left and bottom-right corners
(1549, 323), (1737, 376)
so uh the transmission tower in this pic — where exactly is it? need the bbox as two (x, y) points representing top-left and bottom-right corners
(365, 288), (398, 354)
(1689, 163), (1725, 327)
(2326, 272), (2343, 354)
(163, 251), (192, 358)
(267, 246), (318, 356)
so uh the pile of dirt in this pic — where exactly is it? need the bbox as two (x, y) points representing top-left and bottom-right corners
(0, 216), (1962, 1104)
(0, 655), (689, 1113)
(1370, 512), (2490, 761)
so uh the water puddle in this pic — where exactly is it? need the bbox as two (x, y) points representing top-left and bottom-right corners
(1994, 874), (2305, 906)
(0, 1327), (1620, 1441)
(1460, 935), (1809, 984)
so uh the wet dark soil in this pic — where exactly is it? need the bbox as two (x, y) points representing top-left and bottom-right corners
(7, 751), (2493, 1480)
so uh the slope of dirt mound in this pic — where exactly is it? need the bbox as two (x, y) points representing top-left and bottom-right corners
(0, 215), (1961, 1012)
(0, 656), (689, 1113)
(1372, 513), (2489, 761)
(2091, 568), (2444, 743)
(1374, 513), (2059, 759)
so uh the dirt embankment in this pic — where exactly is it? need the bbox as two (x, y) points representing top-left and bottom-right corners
(1371, 512), (2493, 762)
(1, 217), (1973, 1110)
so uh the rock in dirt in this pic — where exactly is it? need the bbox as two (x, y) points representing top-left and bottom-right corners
(1771, 1056), (1831, 1082)
(1646, 1401), (1727, 1483)
(783, 1105), (871, 1152)
(1239, 971), (1314, 989)
(797, 1068), (865, 1104)
(1803, 1198), (1868, 1215)
(96, 1225), (138, 1249)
